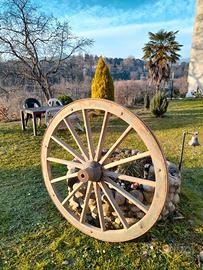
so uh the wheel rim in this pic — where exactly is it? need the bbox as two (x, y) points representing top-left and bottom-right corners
(41, 99), (168, 242)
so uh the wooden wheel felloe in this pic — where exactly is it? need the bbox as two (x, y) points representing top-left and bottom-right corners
(41, 99), (168, 242)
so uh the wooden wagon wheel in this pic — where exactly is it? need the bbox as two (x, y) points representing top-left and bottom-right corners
(41, 99), (168, 242)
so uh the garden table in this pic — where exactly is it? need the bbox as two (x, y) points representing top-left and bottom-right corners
(20, 105), (63, 136)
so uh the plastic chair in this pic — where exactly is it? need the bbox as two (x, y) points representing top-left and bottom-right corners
(45, 98), (62, 125)
(48, 98), (63, 107)
(23, 98), (41, 127)
(45, 102), (84, 131)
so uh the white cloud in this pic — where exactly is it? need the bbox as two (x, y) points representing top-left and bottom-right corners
(57, 0), (195, 58)
(64, 0), (195, 33)
(78, 19), (193, 38)
(79, 19), (193, 58)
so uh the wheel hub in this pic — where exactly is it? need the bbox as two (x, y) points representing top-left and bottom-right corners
(77, 161), (102, 182)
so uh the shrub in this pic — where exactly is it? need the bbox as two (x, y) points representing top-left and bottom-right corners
(91, 56), (114, 101)
(173, 88), (180, 97)
(58, 95), (73, 105)
(150, 91), (168, 117)
(179, 92), (186, 98)
(144, 93), (150, 109)
(131, 96), (144, 106)
(194, 87), (203, 98)
(0, 103), (9, 121)
(114, 80), (147, 106)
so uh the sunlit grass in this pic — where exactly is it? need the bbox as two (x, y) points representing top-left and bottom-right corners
(0, 98), (202, 269)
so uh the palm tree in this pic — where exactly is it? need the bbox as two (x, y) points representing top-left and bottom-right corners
(143, 30), (182, 92)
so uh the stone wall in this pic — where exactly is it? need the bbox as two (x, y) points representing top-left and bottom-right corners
(67, 149), (181, 229)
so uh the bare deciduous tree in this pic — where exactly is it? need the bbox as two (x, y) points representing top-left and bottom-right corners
(115, 80), (147, 106)
(0, 0), (93, 100)
(0, 60), (25, 99)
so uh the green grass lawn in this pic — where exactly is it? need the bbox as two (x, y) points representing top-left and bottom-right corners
(0, 99), (203, 270)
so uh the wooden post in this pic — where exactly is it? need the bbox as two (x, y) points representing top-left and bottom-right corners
(178, 132), (187, 171)
(20, 110), (25, 131)
(32, 112), (37, 136)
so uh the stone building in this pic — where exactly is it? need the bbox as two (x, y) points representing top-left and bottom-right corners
(187, 0), (203, 96)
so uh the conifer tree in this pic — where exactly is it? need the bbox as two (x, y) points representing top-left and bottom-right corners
(91, 56), (114, 100)
(150, 91), (168, 117)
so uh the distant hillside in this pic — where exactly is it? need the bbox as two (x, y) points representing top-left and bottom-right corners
(0, 55), (189, 96)
(50, 55), (188, 84)
(104, 57), (188, 81)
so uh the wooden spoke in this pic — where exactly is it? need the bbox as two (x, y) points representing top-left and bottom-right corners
(94, 111), (110, 162)
(103, 170), (156, 187)
(80, 182), (93, 223)
(63, 118), (89, 161)
(62, 182), (85, 205)
(51, 172), (78, 184)
(104, 177), (148, 214)
(47, 157), (83, 169)
(103, 151), (151, 170)
(82, 109), (95, 160)
(99, 125), (133, 165)
(51, 135), (85, 163)
(93, 182), (105, 231)
(99, 182), (129, 229)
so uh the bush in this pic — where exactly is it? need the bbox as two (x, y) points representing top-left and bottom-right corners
(173, 88), (180, 97)
(144, 93), (150, 109)
(131, 96), (144, 106)
(194, 87), (203, 98)
(150, 91), (168, 117)
(179, 92), (186, 98)
(58, 95), (73, 105)
(91, 56), (114, 101)
(0, 103), (9, 121)
(114, 80), (147, 106)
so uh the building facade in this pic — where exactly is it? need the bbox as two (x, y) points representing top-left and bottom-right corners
(187, 0), (203, 96)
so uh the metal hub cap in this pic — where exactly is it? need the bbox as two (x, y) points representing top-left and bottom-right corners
(77, 161), (102, 182)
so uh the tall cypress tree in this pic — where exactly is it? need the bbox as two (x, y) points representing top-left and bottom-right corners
(91, 56), (114, 100)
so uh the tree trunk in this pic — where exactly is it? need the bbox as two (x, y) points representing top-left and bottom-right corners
(155, 83), (160, 93)
(41, 86), (52, 102)
(36, 79), (53, 101)
(156, 76), (162, 93)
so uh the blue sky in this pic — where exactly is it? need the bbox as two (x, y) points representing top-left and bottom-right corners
(40, 0), (196, 59)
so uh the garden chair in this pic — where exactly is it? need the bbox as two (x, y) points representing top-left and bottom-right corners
(23, 98), (41, 127)
(45, 98), (63, 126)
(47, 98), (63, 107)
(45, 98), (84, 131)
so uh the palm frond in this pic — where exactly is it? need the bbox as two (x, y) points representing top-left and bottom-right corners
(143, 29), (182, 88)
